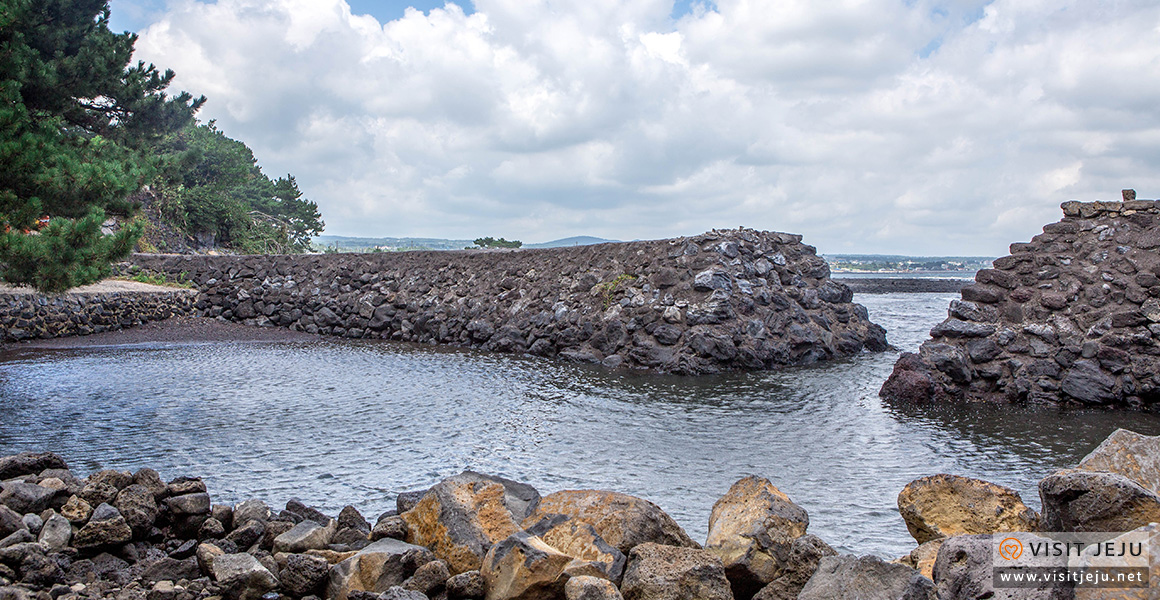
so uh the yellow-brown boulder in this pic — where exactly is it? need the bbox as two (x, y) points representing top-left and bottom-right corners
(522, 490), (697, 556)
(482, 532), (572, 600)
(897, 474), (1038, 544)
(402, 471), (540, 574)
(704, 476), (809, 600)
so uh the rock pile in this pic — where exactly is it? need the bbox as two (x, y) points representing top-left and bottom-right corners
(11, 429), (1158, 600)
(0, 452), (918, 600)
(881, 192), (1160, 409)
(0, 288), (195, 343)
(130, 228), (887, 374)
(892, 428), (1160, 599)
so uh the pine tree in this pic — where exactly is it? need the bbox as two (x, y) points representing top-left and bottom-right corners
(151, 122), (324, 253)
(270, 175), (324, 251)
(0, 0), (203, 292)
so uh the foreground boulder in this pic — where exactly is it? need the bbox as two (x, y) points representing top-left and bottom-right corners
(274, 519), (337, 553)
(620, 543), (733, 600)
(524, 491), (697, 557)
(481, 532), (572, 600)
(704, 476), (809, 600)
(565, 575), (623, 600)
(402, 472), (540, 574)
(897, 474), (1039, 544)
(279, 553), (331, 597)
(327, 537), (437, 600)
(798, 555), (932, 600)
(0, 483), (54, 515)
(447, 570), (488, 599)
(0, 452), (68, 481)
(113, 484), (159, 538)
(750, 535), (836, 600)
(72, 503), (132, 549)
(1077, 428), (1160, 494)
(212, 553), (279, 600)
(36, 512), (71, 551)
(1071, 523), (1157, 600)
(0, 507), (22, 539)
(895, 539), (942, 581)
(1039, 469), (1160, 532)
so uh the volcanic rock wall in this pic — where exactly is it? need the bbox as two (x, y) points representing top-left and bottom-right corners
(881, 192), (1160, 409)
(132, 228), (887, 374)
(0, 287), (195, 343)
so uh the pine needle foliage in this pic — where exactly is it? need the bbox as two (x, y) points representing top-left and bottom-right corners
(0, 0), (203, 292)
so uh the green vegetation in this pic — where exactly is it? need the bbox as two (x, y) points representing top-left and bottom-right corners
(473, 236), (522, 249)
(595, 273), (637, 309)
(117, 269), (192, 288)
(149, 121), (324, 254)
(0, 1), (325, 292)
(0, 0), (203, 292)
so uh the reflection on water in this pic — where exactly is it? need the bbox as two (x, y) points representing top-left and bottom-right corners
(2, 292), (1158, 559)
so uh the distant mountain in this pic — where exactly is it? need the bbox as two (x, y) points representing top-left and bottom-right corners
(525, 236), (619, 248)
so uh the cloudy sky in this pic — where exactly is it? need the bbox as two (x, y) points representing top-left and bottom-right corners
(110, 0), (1160, 255)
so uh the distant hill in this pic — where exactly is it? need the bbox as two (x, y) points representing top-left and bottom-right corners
(525, 236), (618, 248)
(313, 234), (618, 252)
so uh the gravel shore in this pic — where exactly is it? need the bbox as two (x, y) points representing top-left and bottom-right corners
(0, 316), (316, 350)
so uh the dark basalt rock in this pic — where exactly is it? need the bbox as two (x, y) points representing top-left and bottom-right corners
(131, 228), (887, 375)
(798, 555), (932, 600)
(882, 194), (1160, 409)
(0, 291), (195, 344)
(0, 453), (68, 481)
(1039, 469), (1160, 532)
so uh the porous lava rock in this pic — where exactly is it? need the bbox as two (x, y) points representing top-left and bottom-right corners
(1077, 428), (1160, 494)
(704, 476), (809, 600)
(896, 474), (1039, 544)
(401, 471), (539, 574)
(881, 193), (1160, 409)
(522, 490), (697, 556)
(132, 228), (887, 375)
(620, 543), (733, 600)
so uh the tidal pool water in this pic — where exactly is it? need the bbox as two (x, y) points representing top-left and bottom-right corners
(2, 292), (1158, 559)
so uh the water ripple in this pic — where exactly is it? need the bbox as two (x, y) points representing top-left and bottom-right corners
(2, 292), (1159, 559)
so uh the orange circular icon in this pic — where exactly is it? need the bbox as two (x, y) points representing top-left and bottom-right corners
(999, 537), (1023, 560)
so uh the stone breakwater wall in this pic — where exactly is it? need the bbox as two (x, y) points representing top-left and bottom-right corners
(3, 428), (1159, 600)
(881, 194), (1160, 409)
(131, 229), (887, 374)
(0, 288), (196, 343)
(834, 277), (968, 294)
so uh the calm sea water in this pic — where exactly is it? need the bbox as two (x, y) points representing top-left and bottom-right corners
(2, 292), (1157, 559)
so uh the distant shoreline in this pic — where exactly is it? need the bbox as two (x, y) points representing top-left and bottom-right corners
(830, 270), (977, 276)
(835, 277), (968, 294)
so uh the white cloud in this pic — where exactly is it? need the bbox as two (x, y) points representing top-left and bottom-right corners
(130, 0), (1160, 254)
